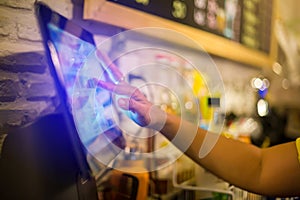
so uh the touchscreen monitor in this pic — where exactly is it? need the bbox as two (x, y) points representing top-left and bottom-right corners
(36, 3), (125, 169)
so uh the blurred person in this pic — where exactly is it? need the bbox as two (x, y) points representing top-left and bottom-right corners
(95, 51), (300, 197)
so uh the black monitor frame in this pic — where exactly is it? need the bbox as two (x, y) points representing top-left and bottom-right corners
(35, 2), (95, 180)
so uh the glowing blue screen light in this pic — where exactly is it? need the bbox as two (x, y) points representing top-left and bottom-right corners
(47, 23), (118, 145)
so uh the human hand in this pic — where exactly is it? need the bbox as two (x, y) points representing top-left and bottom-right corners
(94, 50), (167, 131)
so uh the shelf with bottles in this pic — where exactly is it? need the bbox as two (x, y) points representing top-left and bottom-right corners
(222, 113), (262, 144)
(149, 153), (196, 199)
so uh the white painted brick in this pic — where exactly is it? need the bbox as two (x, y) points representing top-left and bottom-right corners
(0, 98), (56, 116)
(39, 0), (74, 19)
(17, 21), (41, 42)
(18, 71), (53, 85)
(0, 0), (74, 130)
(0, 8), (16, 38)
(0, 41), (43, 55)
(18, 72), (57, 98)
(0, 7), (23, 40)
(0, 70), (18, 81)
(0, 6), (42, 42)
(0, 0), (36, 10)
(0, 18), (14, 37)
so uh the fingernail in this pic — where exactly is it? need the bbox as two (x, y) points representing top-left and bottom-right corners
(118, 98), (126, 106)
(118, 98), (129, 109)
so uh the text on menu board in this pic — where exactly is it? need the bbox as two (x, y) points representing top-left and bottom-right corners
(107, 0), (272, 53)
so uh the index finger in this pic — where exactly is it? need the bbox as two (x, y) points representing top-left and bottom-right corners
(97, 80), (138, 97)
(96, 49), (124, 84)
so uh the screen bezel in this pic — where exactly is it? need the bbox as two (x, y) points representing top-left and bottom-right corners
(35, 2), (126, 177)
(35, 2), (96, 179)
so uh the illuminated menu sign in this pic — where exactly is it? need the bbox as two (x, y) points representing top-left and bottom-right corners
(240, 0), (272, 53)
(107, 0), (272, 53)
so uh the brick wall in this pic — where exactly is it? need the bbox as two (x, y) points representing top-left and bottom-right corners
(0, 0), (59, 134)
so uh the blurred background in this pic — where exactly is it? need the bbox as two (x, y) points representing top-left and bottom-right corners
(0, 0), (299, 199)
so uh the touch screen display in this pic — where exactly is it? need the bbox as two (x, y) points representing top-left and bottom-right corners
(46, 18), (118, 145)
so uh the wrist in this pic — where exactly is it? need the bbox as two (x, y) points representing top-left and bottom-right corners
(145, 105), (167, 131)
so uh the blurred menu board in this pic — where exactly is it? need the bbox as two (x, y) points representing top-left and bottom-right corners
(240, 0), (272, 53)
(107, 0), (273, 53)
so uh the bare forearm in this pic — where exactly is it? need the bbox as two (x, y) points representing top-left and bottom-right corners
(195, 132), (263, 192)
(160, 114), (262, 189)
(159, 114), (300, 196)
